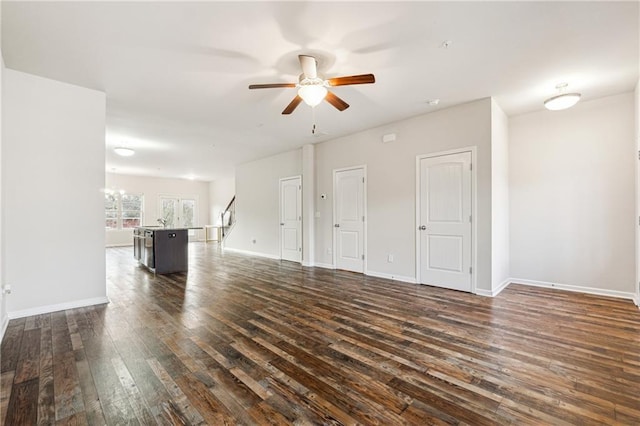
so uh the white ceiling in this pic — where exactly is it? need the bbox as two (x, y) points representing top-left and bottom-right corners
(2, 1), (638, 182)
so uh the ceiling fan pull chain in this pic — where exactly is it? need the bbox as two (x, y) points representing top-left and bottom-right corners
(311, 107), (317, 135)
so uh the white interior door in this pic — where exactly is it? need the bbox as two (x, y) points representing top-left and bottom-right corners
(418, 152), (472, 292)
(280, 176), (302, 263)
(334, 168), (365, 273)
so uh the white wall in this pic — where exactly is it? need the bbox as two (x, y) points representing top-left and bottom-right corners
(0, 17), (6, 338)
(225, 149), (302, 257)
(3, 69), (107, 317)
(491, 99), (510, 293)
(636, 79), (640, 305)
(301, 144), (315, 266)
(208, 177), (235, 226)
(105, 173), (210, 246)
(314, 99), (493, 290)
(510, 93), (635, 295)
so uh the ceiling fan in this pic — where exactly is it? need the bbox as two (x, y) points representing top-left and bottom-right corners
(249, 55), (375, 115)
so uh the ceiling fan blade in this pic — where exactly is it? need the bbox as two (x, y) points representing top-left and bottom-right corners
(249, 83), (296, 89)
(298, 55), (317, 79)
(327, 74), (375, 86)
(282, 96), (303, 115)
(325, 91), (350, 111)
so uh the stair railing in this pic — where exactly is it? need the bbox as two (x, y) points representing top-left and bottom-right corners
(220, 196), (236, 241)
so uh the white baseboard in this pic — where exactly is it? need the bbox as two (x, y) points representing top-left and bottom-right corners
(633, 293), (639, 307)
(476, 278), (512, 297)
(511, 278), (636, 302)
(0, 313), (9, 343)
(313, 262), (335, 270)
(222, 247), (281, 261)
(301, 261), (314, 267)
(365, 270), (417, 284)
(106, 243), (133, 248)
(7, 296), (110, 320)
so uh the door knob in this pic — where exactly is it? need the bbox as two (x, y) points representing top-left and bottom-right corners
(334, 224), (340, 228)
(280, 223), (285, 226)
(419, 225), (427, 230)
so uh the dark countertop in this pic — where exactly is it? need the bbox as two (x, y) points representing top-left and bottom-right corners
(135, 226), (203, 231)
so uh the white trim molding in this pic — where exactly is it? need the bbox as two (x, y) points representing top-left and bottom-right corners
(7, 296), (110, 320)
(366, 270), (417, 284)
(1, 313), (9, 342)
(476, 279), (511, 297)
(633, 293), (639, 307)
(512, 278), (637, 302)
(222, 247), (281, 260)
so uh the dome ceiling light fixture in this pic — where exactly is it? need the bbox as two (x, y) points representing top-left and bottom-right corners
(544, 83), (581, 111)
(114, 147), (135, 157)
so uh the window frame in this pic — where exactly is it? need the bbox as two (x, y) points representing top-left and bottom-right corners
(105, 192), (144, 230)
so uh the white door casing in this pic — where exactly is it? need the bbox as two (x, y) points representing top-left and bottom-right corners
(333, 167), (365, 273)
(280, 176), (302, 263)
(417, 151), (472, 292)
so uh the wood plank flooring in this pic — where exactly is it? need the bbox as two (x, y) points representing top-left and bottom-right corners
(2, 243), (640, 425)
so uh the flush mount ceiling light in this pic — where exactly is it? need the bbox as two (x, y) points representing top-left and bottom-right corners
(114, 147), (135, 157)
(544, 83), (581, 111)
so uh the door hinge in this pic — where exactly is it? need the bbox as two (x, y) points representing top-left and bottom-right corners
(362, 216), (365, 222)
(299, 247), (302, 252)
(469, 215), (472, 223)
(638, 150), (640, 160)
(299, 185), (301, 190)
(469, 266), (472, 274)
(469, 163), (473, 171)
(362, 177), (365, 183)
(361, 254), (365, 260)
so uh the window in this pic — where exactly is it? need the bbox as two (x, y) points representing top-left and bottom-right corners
(105, 193), (119, 229)
(105, 192), (143, 229)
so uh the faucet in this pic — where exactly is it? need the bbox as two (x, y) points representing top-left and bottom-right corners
(157, 218), (168, 228)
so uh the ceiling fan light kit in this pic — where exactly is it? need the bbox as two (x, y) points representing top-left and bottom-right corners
(544, 83), (581, 111)
(298, 82), (328, 107)
(249, 54), (375, 115)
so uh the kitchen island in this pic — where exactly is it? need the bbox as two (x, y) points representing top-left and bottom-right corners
(133, 226), (198, 274)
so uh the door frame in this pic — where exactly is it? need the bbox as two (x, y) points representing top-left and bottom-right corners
(415, 147), (477, 293)
(279, 175), (302, 263)
(332, 165), (367, 272)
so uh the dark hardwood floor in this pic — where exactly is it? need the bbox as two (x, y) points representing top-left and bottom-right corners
(2, 243), (640, 425)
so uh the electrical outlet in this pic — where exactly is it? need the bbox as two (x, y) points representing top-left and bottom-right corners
(387, 254), (394, 263)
